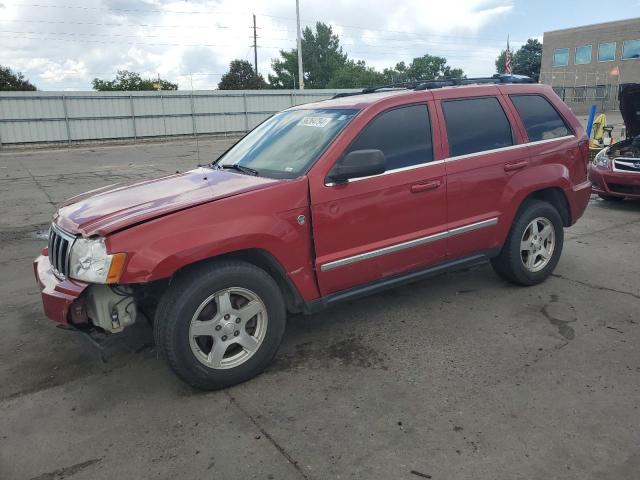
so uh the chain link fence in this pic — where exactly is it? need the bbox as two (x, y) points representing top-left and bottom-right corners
(539, 71), (621, 114)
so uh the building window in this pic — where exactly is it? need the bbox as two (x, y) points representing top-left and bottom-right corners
(575, 45), (592, 65)
(553, 48), (569, 66)
(598, 42), (616, 62)
(622, 39), (640, 60)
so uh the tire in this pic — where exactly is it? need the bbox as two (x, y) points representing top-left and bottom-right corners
(491, 200), (564, 286)
(154, 260), (286, 390)
(598, 193), (624, 202)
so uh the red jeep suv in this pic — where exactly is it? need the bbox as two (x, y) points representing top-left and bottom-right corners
(34, 76), (591, 389)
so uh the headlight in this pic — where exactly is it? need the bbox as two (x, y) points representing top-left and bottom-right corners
(69, 237), (126, 283)
(593, 148), (610, 168)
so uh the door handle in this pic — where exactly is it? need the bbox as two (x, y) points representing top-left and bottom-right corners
(504, 161), (528, 172)
(410, 180), (441, 193)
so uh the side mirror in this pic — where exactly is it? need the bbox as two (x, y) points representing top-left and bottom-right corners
(326, 149), (386, 184)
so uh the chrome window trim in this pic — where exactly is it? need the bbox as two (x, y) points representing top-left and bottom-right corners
(325, 135), (575, 185)
(319, 217), (498, 272)
(612, 158), (640, 174)
(326, 159), (446, 186)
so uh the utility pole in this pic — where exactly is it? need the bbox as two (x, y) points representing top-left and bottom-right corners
(295, 0), (304, 89)
(252, 14), (258, 75)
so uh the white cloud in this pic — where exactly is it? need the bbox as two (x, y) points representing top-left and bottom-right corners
(1, 0), (516, 90)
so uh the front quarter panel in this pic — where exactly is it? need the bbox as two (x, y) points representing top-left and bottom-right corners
(108, 177), (320, 301)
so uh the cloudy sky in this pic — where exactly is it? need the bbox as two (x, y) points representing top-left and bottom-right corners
(1, 0), (637, 90)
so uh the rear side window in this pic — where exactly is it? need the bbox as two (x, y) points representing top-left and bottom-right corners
(510, 94), (571, 141)
(347, 104), (433, 170)
(442, 97), (513, 157)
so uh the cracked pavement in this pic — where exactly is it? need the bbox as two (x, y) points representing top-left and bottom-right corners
(0, 137), (639, 480)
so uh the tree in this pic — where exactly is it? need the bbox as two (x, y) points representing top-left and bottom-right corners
(327, 60), (385, 88)
(513, 39), (542, 81)
(268, 22), (464, 89)
(218, 60), (267, 90)
(0, 66), (36, 91)
(495, 39), (542, 81)
(406, 54), (464, 81)
(92, 70), (177, 91)
(269, 22), (347, 89)
(380, 56), (464, 83)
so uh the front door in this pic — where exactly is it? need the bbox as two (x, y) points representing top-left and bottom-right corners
(308, 103), (448, 296)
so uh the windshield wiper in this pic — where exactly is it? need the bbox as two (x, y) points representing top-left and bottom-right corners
(217, 163), (259, 176)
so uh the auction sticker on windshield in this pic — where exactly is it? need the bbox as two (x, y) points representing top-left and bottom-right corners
(299, 116), (332, 128)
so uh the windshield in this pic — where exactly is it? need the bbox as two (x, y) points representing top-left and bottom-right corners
(216, 108), (358, 179)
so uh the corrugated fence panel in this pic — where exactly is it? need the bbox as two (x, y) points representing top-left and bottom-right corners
(0, 89), (358, 145)
(66, 96), (131, 118)
(135, 117), (167, 137)
(246, 94), (292, 113)
(194, 95), (245, 114)
(69, 118), (134, 140)
(0, 97), (65, 120)
(0, 120), (68, 143)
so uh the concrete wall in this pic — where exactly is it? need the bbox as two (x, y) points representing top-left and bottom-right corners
(0, 89), (358, 146)
(540, 17), (640, 114)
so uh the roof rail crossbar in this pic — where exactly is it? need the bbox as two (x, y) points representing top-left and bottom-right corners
(331, 74), (534, 99)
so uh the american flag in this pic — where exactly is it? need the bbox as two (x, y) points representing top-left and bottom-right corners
(505, 36), (512, 74)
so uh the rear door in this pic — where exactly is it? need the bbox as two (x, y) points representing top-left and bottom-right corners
(308, 102), (448, 296)
(508, 93), (580, 180)
(433, 89), (528, 259)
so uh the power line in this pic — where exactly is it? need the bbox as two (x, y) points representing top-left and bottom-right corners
(7, 3), (527, 43)
(0, 33), (497, 59)
(0, 29), (506, 56)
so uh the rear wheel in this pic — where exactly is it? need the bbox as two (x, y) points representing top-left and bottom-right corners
(155, 261), (286, 390)
(598, 193), (624, 202)
(491, 200), (564, 286)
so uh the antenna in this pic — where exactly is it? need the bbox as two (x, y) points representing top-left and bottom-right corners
(190, 73), (201, 166)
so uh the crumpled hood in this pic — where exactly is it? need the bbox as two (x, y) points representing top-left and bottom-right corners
(54, 167), (281, 236)
(620, 83), (640, 138)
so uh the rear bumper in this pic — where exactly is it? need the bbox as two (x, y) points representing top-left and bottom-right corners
(589, 166), (640, 198)
(34, 254), (88, 325)
(567, 180), (592, 224)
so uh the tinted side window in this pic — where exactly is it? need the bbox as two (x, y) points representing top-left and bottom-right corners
(442, 97), (513, 157)
(510, 94), (570, 141)
(347, 105), (433, 170)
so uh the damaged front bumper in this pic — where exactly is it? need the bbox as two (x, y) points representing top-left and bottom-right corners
(34, 252), (137, 332)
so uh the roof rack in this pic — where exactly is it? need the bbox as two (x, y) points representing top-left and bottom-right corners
(332, 74), (534, 99)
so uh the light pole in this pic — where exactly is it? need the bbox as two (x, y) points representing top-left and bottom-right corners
(295, 0), (304, 89)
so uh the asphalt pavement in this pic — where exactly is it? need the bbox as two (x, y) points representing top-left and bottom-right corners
(0, 136), (639, 480)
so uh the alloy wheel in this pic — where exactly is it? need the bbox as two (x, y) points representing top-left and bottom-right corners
(188, 288), (268, 369)
(520, 217), (555, 273)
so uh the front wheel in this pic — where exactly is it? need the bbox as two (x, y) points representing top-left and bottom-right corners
(491, 200), (564, 286)
(154, 261), (286, 390)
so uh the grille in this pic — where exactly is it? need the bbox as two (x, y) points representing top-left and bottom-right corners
(613, 158), (640, 173)
(48, 225), (75, 278)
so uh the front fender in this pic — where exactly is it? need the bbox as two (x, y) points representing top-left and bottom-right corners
(107, 178), (320, 301)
